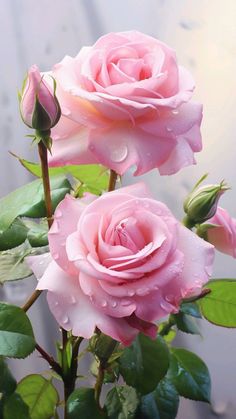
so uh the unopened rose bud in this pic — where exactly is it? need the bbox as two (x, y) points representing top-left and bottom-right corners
(184, 180), (229, 226)
(19, 65), (61, 132)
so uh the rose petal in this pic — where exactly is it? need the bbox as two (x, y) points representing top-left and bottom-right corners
(37, 261), (138, 345)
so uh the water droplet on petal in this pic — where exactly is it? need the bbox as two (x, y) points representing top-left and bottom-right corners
(70, 296), (76, 304)
(101, 300), (108, 307)
(54, 301), (59, 306)
(127, 290), (135, 297)
(111, 301), (117, 308)
(53, 253), (59, 260)
(136, 287), (150, 296)
(165, 294), (174, 303)
(166, 126), (173, 132)
(172, 109), (179, 115)
(160, 300), (173, 312)
(109, 143), (128, 163)
(39, 260), (44, 265)
(62, 315), (69, 324)
(153, 285), (159, 291)
(121, 300), (132, 306)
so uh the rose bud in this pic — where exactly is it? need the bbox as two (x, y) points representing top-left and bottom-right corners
(183, 180), (229, 227)
(19, 65), (61, 133)
(206, 207), (236, 258)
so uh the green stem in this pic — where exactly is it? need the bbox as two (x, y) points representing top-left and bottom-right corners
(94, 364), (105, 408)
(159, 316), (176, 337)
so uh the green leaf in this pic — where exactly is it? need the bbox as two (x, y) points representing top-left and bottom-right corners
(172, 313), (201, 335)
(3, 393), (30, 419)
(169, 348), (211, 402)
(137, 378), (179, 419)
(0, 303), (35, 358)
(0, 218), (29, 250)
(66, 388), (104, 419)
(0, 357), (16, 395)
(0, 175), (71, 232)
(199, 279), (236, 327)
(180, 302), (202, 318)
(16, 374), (59, 419)
(25, 220), (48, 247)
(105, 385), (139, 419)
(0, 241), (48, 283)
(119, 334), (169, 395)
(14, 155), (109, 196)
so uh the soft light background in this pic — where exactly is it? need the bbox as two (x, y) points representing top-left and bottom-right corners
(1, 0), (236, 417)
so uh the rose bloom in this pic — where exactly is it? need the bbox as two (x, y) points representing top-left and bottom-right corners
(207, 207), (236, 258)
(28, 184), (214, 345)
(48, 31), (202, 176)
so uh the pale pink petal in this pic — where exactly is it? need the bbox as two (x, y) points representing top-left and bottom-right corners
(208, 207), (236, 258)
(87, 124), (176, 176)
(79, 272), (136, 318)
(158, 122), (202, 175)
(26, 253), (52, 279)
(48, 194), (95, 275)
(37, 261), (138, 345)
(176, 224), (215, 296)
(49, 125), (98, 167)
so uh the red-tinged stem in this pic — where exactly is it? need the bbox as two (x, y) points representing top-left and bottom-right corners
(108, 169), (118, 192)
(22, 140), (53, 312)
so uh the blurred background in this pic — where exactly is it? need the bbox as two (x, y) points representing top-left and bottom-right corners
(1, 0), (236, 417)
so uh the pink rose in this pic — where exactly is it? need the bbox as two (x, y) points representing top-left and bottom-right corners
(48, 31), (202, 176)
(28, 184), (214, 345)
(207, 207), (236, 258)
(20, 65), (61, 131)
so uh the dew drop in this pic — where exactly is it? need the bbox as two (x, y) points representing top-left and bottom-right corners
(160, 301), (172, 311)
(101, 300), (108, 307)
(62, 315), (69, 324)
(70, 296), (76, 304)
(165, 294), (174, 303)
(166, 126), (173, 132)
(153, 285), (159, 291)
(127, 290), (135, 297)
(39, 260), (44, 265)
(136, 287), (149, 296)
(54, 301), (59, 306)
(172, 109), (179, 115)
(53, 253), (59, 260)
(109, 143), (128, 163)
(111, 301), (118, 308)
(121, 300), (132, 306)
